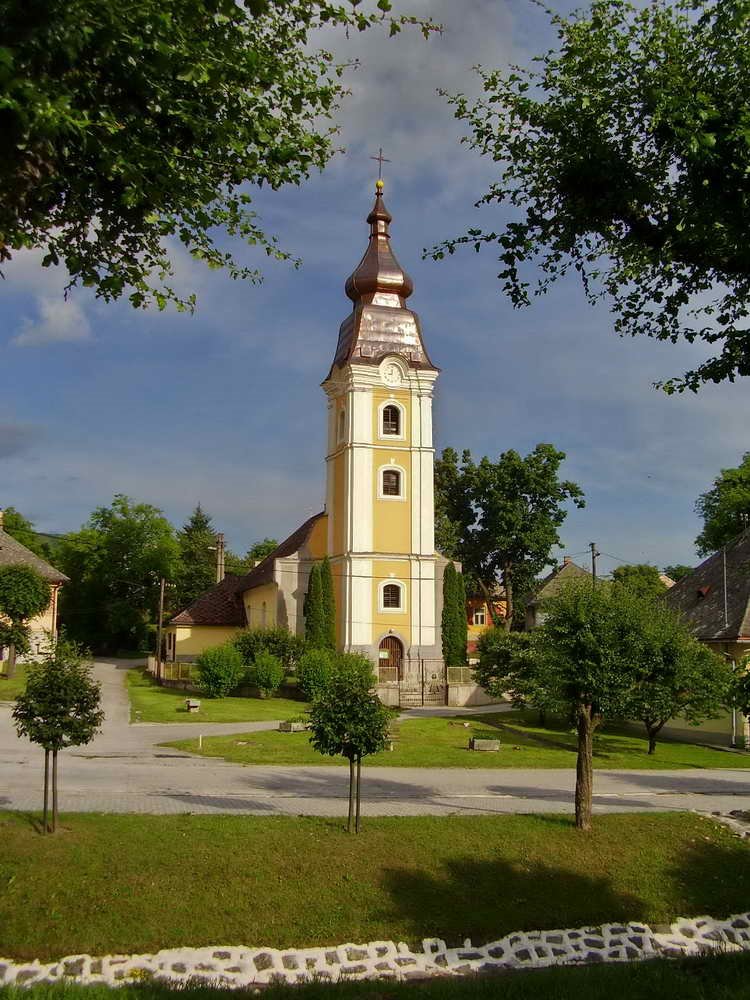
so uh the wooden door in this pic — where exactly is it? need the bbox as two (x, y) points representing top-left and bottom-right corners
(378, 636), (403, 683)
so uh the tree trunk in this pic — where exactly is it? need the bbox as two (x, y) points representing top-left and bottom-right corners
(347, 756), (355, 833)
(575, 705), (597, 831)
(644, 719), (665, 755)
(6, 643), (16, 679)
(538, 709), (547, 727)
(355, 755), (362, 834)
(502, 565), (513, 631)
(477, 579), (501, 627)
(43, 749), (50, 835)
(52, 749), (59, 833)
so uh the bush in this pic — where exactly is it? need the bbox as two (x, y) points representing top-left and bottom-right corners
(233, 627), (306, 671)
(333, 651), (376, 689)
(247, 650), (284, 697)
(195, 643), (245, 698)
(297, 648), (334, 701)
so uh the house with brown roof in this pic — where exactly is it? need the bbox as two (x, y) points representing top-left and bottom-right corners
(164, 512), (328, 662)
(665, 528), (750, 663)
(524, 557), (592, 629)
(0, 509), (69, 670)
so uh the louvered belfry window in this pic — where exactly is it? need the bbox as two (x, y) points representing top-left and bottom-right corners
(382, 404), (400, 436)
(383, 583), (401, 608)
(382, 469), (401, 496)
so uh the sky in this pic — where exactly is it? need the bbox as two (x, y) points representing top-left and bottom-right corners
(2, 0), (748, 576)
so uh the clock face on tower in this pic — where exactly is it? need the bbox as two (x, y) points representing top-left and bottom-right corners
(380, 357), (404, 387)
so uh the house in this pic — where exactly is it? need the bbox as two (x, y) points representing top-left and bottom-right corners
(466, 592), (506, 660)
(0, 508), (68, 666)
(665, 529), (750, 664)
(524, 557), (592, 629)
(164, 181), (489, 708)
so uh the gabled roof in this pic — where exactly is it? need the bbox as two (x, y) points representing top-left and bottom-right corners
(0, 528), (68, 583)
(665, 529), (750, 642)
(527, 559), (591, 606)
(169, 512), (326, 627)
(170, 573), (247, 627)
(236, 512), (325, 594)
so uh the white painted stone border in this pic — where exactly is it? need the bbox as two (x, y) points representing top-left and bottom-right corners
(2, 912), (749, 989)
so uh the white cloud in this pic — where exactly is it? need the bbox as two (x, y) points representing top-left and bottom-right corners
(12, 295), (92, 347)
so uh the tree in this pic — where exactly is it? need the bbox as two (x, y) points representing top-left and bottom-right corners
(304, 562), (324, 649)
(320, 556), (337, 651)
(2, 507), (53, 560)
(195, 642), (245, 698)
(2, 1), (434, 310)
(611, 564), (667, 601)
(12, 636), (103, 833)
(695, 452), (750, 555)
(58, 495), (179, 652)
(626, 602), (732, 753)
(663, 564), (694, 583)
(475, 627), (553, 724)
(441, 562), (467, 668)
(431, 0), (750, 392)
(175, 504), (217, 611)
(434, 445), (585, 629)
(225, 538), (278, 575)
(308, 670), (389, 833)
(0, 564), (50, 678)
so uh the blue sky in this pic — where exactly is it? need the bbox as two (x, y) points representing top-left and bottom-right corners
(2, 0), (748, 575)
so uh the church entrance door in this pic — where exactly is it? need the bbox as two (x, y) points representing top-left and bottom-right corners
(378, 636), (403, 684)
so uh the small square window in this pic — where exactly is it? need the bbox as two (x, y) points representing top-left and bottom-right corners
(472, 609), (486, 626)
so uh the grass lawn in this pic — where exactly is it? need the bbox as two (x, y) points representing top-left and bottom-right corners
(166, 709), (750, 769)
(0, 663), (27, 701)
(127, 668), (308, 723)
(1, 811), (748, 961)
(5, 954), (750, 1000)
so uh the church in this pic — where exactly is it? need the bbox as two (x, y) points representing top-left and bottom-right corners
(164, 181), (485, 707)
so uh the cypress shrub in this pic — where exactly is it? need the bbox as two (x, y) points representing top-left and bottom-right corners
(320, 556), (337, 651)
(304, 563), (325, 648)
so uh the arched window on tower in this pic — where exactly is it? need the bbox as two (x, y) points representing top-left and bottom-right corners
(382, 404), (401, 436)
(383, 583), (402, 609)
(381, 469), (401, 496)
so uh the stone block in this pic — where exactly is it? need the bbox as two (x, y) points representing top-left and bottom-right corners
(469, 738), (500, 752)
(278, 721), (307, 733)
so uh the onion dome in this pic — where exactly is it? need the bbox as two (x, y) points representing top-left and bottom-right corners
(344, 180), (414, 306)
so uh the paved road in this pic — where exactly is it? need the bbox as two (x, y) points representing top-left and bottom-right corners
(1, 660), (749, 817)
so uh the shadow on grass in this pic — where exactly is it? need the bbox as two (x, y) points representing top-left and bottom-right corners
(378, 847), (644, 943)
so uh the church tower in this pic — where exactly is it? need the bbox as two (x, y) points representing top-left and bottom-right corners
(322, 181), (444, 699)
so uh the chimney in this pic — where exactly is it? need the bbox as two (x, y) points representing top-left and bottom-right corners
(563, 556), (572, 566)
(0, 509), (4, 530)
(215, 532), (226, 583)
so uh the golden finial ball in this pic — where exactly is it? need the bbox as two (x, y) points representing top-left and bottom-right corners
(376, 179), (384, 190)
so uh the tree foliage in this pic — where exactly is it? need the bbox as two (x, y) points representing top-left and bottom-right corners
(432, 0), (750, 391)
(434, 445), (584, 629)
(1, 0), (434, 309)
(441, 562), (467, 667)
(233, 625), (305, 672)
(304, 560), (335, 651)
(320, 556), (337, 651)
(0, 564), (51, 676)
(247, 649), (284, 697)
(225, 538), (279, 575)
(663, 564), (694, 583)
(58, 494), (180, 653)
(12, 635), (103, 832)
(695, 452), (750, 554)
(175, 504), (217, 611)
(611, 564), (667, 601)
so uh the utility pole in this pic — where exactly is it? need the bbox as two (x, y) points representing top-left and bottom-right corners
(156, 576), (166, 682)
(215, 532), (225, 583)
(589, 542), (599, 588)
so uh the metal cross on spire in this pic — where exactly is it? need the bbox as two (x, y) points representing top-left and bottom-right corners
(370, 147), (390, 180)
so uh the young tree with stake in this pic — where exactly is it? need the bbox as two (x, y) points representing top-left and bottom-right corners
(308, 670), (390, 833)
(13, 637), (104, 833)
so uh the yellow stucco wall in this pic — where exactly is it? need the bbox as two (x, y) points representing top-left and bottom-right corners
(169, 625), (242, 657)
(373, 447), (410, 554)
(332, 452), (346, 556)
(372, 389), (411, 446)
(307, 515), (328, 560)
(372, 558), (411, 645)
(243, 582), (277, 630)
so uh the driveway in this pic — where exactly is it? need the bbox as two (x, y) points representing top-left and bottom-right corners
(1, 660), (749, 817)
